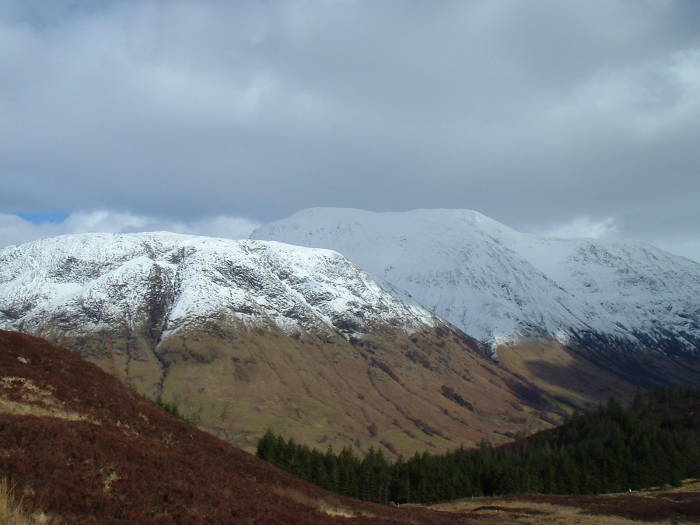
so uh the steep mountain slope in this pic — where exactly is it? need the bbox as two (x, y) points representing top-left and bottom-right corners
(0, 233), (564, 456)
(0, 330), (479, 524)
(0, 231), (434, 342)
(252, 207), (700, 355)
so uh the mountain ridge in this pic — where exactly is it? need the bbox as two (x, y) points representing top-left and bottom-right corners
(0, 231), (437, 341)
(252, 207), (700, 354)
(0, 231), (569, 456)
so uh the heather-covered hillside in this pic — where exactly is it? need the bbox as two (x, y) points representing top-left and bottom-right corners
(0, 330), (476, 524)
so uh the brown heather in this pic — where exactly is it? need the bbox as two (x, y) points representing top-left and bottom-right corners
(0, 330), (481, 524)
(2, 331), (700, 524)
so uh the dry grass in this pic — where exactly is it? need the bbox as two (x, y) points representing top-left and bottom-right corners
(102, 471), (121, 493)
(431, 479), (700, 524)
(271, 486), (374, 519)
(633, 478), (700, 494)
(0, 377), (94, 423)
(0, 478), (42, 525)
(433, 498), (654, 524)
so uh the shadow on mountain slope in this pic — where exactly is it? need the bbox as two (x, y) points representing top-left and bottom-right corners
(496, 339), (700, 410)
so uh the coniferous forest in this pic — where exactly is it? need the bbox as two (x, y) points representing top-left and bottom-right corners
(257, 388), (700, 504)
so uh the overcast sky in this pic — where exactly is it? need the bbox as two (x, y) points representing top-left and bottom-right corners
(1, 0), (699, 260)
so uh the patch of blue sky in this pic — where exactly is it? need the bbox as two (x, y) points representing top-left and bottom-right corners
(14, 211), (70, 224)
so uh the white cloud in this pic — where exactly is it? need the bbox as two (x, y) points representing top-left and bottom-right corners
(0, 210), (259, 248)
(0, 214), (66, 247)
(537, 216), (619, 240)
(529, 215), (699, 262)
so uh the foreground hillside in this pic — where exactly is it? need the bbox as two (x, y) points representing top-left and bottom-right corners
(0, 330), (479, 524)
(0, 233), (567, 457)
(2, 331), (698, 524)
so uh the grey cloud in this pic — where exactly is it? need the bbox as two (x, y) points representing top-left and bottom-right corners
(1, 0), (699, 259)
(0, 210), (258, 248)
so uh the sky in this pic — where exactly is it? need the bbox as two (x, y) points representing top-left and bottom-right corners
(1, 0), (699, 261)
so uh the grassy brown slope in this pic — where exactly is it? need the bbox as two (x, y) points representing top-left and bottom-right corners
(431, 480), (700, 524)
(0, 330), (480, 524)
(46, 322), (565, 458)
(496, 340), (638, 409)
(142, 323), (564, 455)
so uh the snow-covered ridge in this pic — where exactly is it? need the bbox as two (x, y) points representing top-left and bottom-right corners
(252, 208), (700, 352)
(0, 232), (437, 339)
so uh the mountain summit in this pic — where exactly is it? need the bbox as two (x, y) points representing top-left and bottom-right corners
(0, 231), (435, 342)
(252, 207), (700, 355)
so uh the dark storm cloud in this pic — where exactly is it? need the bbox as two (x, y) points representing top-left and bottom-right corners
(1, 0), (699, 259)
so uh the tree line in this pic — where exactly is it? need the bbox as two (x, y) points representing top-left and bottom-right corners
(257, 387), (700, 504)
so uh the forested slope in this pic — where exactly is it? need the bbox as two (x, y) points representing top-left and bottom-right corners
(258, 388), (700, 504)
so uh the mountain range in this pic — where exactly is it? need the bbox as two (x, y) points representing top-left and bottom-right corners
(0, 231), (564, 456)
(1, 208), (699, 458)
(253, 207), (700, 355)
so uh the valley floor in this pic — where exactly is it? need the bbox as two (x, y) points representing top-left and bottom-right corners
(429, 479), (700, 524)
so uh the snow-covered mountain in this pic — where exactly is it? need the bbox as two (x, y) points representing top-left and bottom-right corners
(0, 232), (573, 456)
(252, 208), (700, 354)
(0, 232), (437, 339)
